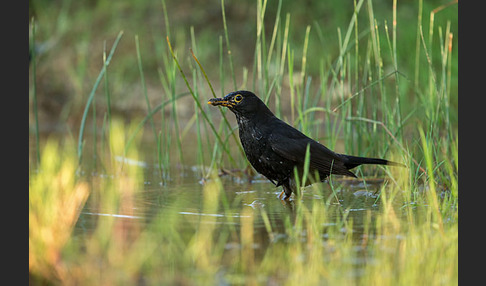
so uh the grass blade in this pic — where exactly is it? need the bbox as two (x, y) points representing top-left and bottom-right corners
(221, 0), (237, 90)
(77, 30), (124, 164)
(166, 37), (237, 166)
(135, 35), (157, 140)
(190, 49), (246, 160)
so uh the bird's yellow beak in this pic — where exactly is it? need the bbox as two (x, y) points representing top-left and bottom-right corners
(207, 98), (235, 107)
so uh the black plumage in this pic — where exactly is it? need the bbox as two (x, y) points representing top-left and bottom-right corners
(208, 90), (403, 200)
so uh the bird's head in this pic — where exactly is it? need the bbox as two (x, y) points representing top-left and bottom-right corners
(208, 90), (272, 117)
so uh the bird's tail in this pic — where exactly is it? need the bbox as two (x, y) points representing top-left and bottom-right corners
(342, 155), (405, 170)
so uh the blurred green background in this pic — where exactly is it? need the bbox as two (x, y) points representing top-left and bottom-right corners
(29, 1), (458, 284)
(29, 0), (457, 132)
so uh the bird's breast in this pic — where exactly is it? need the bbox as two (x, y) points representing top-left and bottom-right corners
(238, 122), (265, 157)
(239, 125), (265, 152)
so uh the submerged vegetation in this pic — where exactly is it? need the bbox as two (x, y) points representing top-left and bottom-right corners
(29, 0), (457, 284)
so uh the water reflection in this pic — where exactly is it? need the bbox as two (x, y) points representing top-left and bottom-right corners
(65, 154), (447, 284)
(77, 162), (389, 240)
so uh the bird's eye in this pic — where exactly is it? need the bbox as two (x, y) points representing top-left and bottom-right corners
(234, 94), (243, 103)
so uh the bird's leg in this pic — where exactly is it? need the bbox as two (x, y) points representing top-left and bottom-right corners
(278, 190), (285, 200)
(282, 183), (293, 201)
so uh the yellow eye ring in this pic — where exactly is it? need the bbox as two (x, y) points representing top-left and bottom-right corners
(234, 94), (243, 103)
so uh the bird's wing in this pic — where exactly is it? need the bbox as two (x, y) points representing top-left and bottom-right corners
(267, 121), (355, 177)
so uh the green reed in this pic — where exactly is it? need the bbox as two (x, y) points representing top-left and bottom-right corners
(29, 127), (457, 284)
(221, 0), (237, 90)
(29, 0), (457, 180)
(135, 35), (157, 140)
(30, 0), (457, 284)
(77, 30), (124, 165)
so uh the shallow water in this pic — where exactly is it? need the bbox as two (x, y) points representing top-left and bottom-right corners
(30, 128), (457, 284)
(77, 161), (387, 231)
(72, 156), (402, 278)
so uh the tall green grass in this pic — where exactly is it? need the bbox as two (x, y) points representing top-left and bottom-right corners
(77, 30), (124, 165)
(43, 0), (457, 187)
(29, 128), (457, 284)
(30, 138), (90, 282)
(29, 0), (457, 284)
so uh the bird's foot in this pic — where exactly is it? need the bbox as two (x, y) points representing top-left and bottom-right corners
(278, 190), (292, 201)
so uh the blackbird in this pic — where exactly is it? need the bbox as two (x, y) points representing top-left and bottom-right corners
(208, 90), (403, 200)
